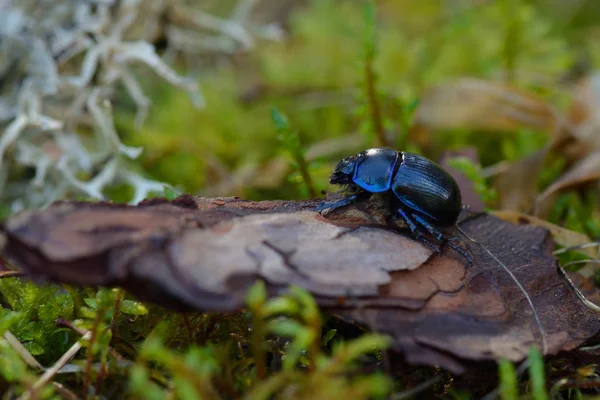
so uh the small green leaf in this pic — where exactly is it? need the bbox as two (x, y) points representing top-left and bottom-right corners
(246, 280), (267, 312)
(163, 186), (178, 201)
(282, 329), (316, 370)
(119, 300), (148, 316)
(83, 298), (98, 309)
(322, 329), (337, 346)
(270, 106), (290, 132)
(174, 377), (200, 400)
(139, 334), (168, 363)
(0, 311), (20, 335)
(326, 334), (392, 371)
(289, 286), (319, 322)
(0, 341), (28, 382)
(184, 346), (219, 375)
(128, 364), (166, 400)
(528, 346), (548, 400)
(24, 341), (45, 356)
(265, 319), (305, 338)
(498, 359), (518, 400)
(263, 297), (300, 317)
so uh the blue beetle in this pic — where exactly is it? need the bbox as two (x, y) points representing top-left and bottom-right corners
(316, 147), (471, 262)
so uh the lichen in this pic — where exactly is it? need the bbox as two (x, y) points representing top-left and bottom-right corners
(0, 0), (282, 211)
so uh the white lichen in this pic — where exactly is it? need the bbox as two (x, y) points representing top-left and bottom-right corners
(0, 0), (283, 212)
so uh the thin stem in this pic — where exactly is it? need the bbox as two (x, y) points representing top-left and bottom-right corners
(364, 61), (386, 146)
(362, 0), (386, 146)
(0, 270), (26, 278)
(391, 375), (442, 400)
(296, 154), (317, 198)
(501, 0), (520, 83)
(18, 331), (92, 400)
(251, 312), (266, 380)
(82, 309), (104, 399)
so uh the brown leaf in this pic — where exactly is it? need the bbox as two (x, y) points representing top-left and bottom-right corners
(529, 72), (600, 218)
(492, 148), (550, 212)
(413, 78), (559, 134)
(493, 210), (597, 259)
(534, 151), (600, 217)
(2, 195), (600, 374)
(567, 72), (600, 151)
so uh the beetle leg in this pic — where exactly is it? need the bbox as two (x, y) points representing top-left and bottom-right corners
(396, 209), (440, 253)
(314, 194), (358, 213)
(446, 241), (473, 265)
(410, 214), (444, 242)
(410, 214), (473, 264)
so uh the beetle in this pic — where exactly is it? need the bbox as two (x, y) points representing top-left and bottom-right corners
(315, 147), (471, 263)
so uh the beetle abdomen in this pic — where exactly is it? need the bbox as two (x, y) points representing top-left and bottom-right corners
(352, 147), (399, 193)
(391, 152), (461, 227)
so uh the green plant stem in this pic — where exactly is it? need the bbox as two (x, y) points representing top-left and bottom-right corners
(296, 155), (317, 198)
(362, 0), (387, 147)
(251, 312), (267, 380)
(364, 56), (386, 147)
(528, 347), (548, 400)
(82, 308), (104, 399)
(501, 0), (520, 83)
(498, 359), (518, 400)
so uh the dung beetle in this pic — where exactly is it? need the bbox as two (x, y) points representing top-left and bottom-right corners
(315, 147), (471, 263)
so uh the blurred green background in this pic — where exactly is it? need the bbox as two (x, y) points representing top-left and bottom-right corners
(110, 0), (598, 203)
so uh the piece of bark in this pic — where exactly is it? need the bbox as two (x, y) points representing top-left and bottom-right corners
(2, 195), (600, 374)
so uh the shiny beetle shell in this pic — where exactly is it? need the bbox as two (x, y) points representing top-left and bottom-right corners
(328, 147), (462, 229)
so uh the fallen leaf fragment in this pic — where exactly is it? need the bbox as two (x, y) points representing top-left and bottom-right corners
(535, 151), (600, 216)
(567, 72), (600, 151)
(493, 148), (549, 212)
(413, 78), (559, 134)
(493, 210), (597, 260)
(2, 195), (600, 374)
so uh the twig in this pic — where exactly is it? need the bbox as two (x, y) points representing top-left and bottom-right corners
(50, 382), (81, 400)
(18, 331), (92, 400)
(56, 318), (126, 362)
(3, 330), (43, 370)
(553, 241), (600, 255)
(391, 375), (442, 400)
(0, 270), (27, 278)
(556, 266), (600, 313)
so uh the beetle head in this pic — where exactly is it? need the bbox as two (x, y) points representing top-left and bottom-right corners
(329, 156), (356, 185)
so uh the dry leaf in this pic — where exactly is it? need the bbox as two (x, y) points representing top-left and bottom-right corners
(493, 210), (597, 259)
(534, 151), (600, 217)
(413, 78), (559, 134)
(493, 149), (550, 212)
(567, 72), (600, 151)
